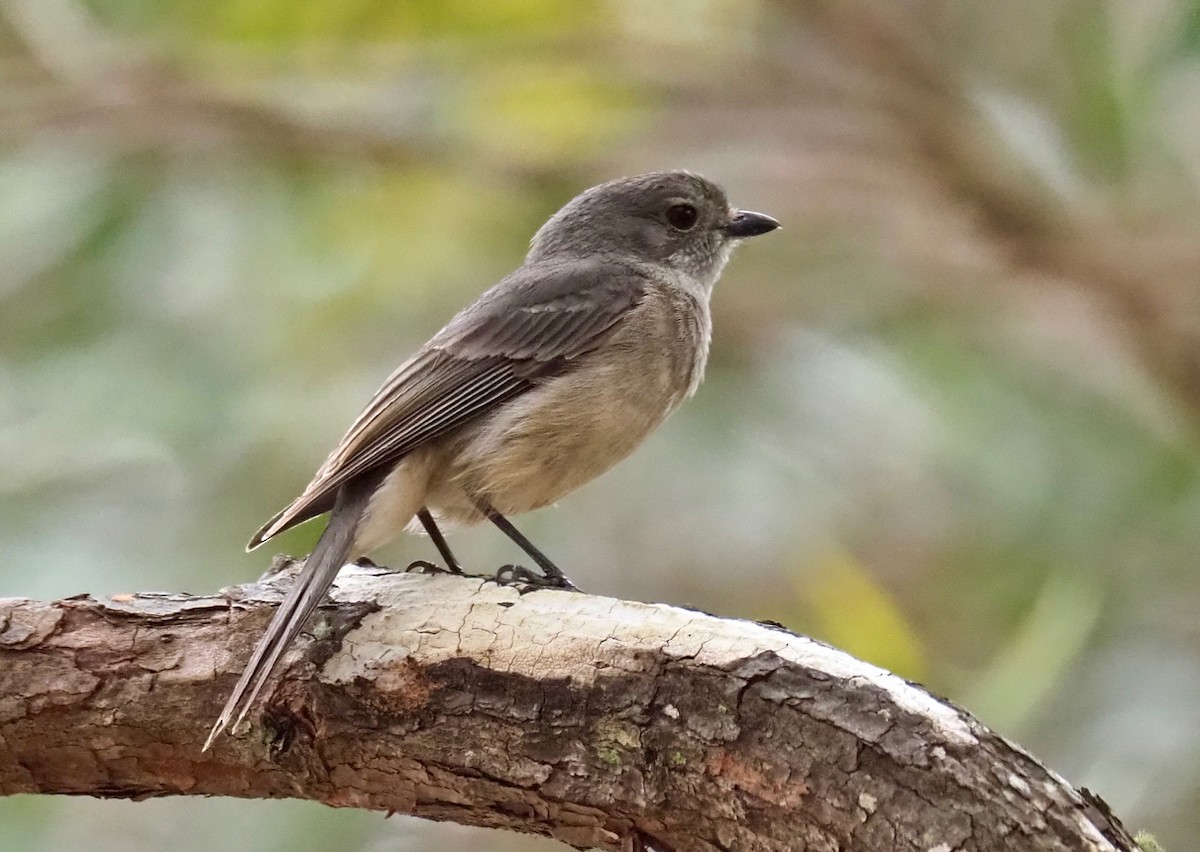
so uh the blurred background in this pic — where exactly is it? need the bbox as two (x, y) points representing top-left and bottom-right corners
(1, 0), (1198, 848)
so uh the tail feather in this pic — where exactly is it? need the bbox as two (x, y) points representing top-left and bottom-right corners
(246, 490), (337, 552)
(204, 482), (371, 751)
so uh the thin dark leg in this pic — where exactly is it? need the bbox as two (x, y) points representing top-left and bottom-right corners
(416, 508), (464, 574)
(472, 497), (576, 590)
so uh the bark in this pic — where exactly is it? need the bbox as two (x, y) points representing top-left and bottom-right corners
(0, 560), (1136, 852)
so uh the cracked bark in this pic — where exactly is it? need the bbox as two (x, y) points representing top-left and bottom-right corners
(0, 561), (1136, 851)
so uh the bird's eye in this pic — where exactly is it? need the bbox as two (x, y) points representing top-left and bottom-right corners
(665, 203), (699, 231)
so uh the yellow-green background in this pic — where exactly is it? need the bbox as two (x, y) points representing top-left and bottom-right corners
(3, 1), (1199, 849)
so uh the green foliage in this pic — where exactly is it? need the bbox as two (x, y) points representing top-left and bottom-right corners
(803, 549), (927, 681)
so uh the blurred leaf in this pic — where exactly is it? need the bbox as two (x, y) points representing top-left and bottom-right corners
(1180, 0), (1200, 55)
(964, 565), (1106, 734)
(458, 64), (645, 166)
(149, 0), (604, 49)
(1063, 1), (1131, 180)
(803, 549), (927, 681)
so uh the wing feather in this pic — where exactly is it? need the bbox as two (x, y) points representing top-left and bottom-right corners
(248, 258), (649, 548)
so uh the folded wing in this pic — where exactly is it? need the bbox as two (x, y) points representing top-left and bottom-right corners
(248, 257), (649, 549)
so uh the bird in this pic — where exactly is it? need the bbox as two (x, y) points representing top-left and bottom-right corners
(203, 171), (779, 750)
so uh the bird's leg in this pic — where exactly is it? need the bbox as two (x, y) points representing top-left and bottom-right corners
(471, 497), (578, 591)
(406, 508), (466, 575)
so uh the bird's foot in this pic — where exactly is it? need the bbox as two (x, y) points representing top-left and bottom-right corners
(493, 564), (579, 593)
(405, 559), (466, 576)
(352, 556), (407, 575)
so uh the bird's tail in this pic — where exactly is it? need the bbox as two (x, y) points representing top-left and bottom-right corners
(203, 482), (371, 751)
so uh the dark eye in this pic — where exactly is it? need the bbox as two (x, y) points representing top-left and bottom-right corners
(665, 203), (699, 231)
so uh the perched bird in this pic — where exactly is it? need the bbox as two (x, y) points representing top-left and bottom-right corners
(204, 171), (778, 750)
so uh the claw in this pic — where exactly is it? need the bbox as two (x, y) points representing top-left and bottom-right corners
(406, 559), (450, 575)
(494, 564), (578, 593)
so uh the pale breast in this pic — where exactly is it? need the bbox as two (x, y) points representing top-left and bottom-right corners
(425, 285), (711, 521)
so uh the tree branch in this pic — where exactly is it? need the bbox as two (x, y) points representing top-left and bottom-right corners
(0, 561), (1137, 851)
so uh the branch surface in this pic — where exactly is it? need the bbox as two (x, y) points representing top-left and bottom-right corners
(0, 563), (1136, 851)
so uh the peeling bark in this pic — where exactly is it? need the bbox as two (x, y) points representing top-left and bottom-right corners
(0, 561), (1136, 851)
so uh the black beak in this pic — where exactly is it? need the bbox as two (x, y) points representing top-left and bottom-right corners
(723, 210), (780, 239)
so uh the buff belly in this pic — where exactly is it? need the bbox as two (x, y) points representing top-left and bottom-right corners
(355, 288), (709, 550)
(423, 348), (684, 525)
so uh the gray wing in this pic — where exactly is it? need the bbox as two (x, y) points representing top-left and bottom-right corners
(248, 257), (648, 548)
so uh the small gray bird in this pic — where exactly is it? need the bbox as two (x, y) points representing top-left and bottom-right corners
(204, 171), (778, 749)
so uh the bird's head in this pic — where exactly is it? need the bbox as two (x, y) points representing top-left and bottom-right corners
(528, 171), (779, 288)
